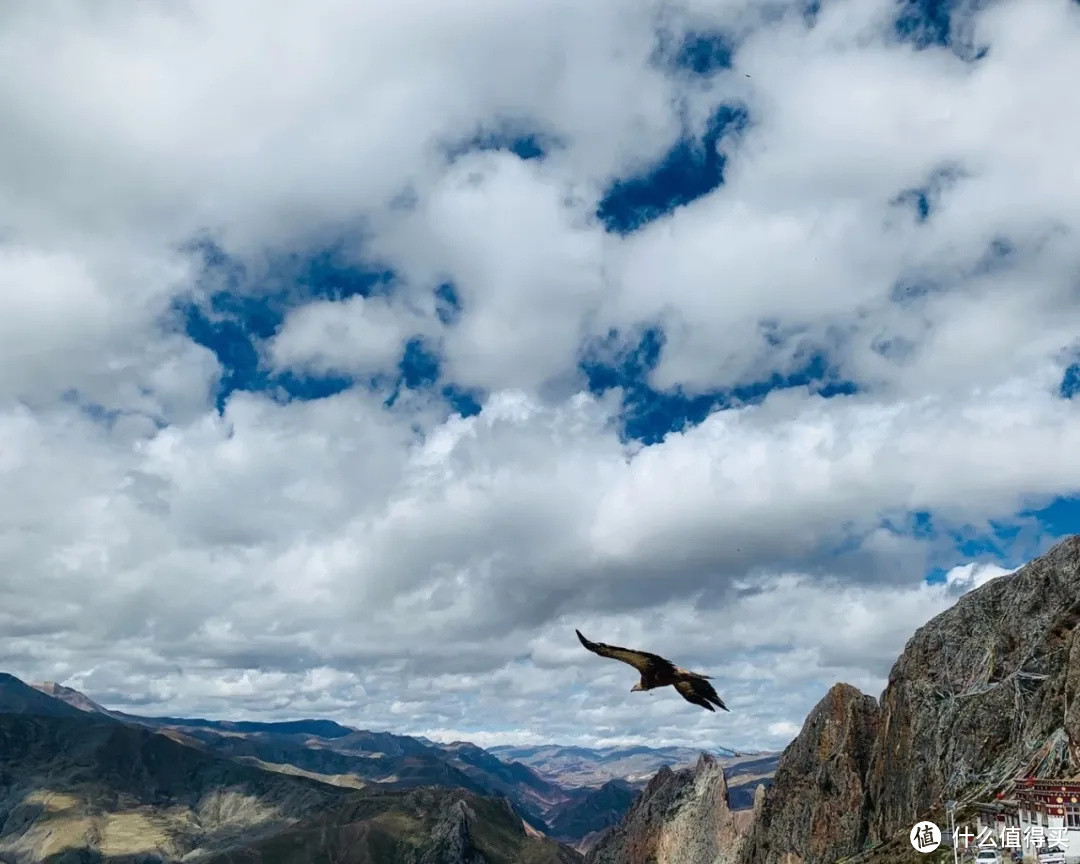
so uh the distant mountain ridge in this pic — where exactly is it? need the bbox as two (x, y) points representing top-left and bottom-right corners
(0, 674), (585, 863)
(0, 673), (91, 719)
(545, 779), (639, 852)
(0, 708), (348, 862)
(489, 742), (742, 787)
(31, 680), (111, 715)
(1, 670), (779, 857)
(10, 672), (777, 854)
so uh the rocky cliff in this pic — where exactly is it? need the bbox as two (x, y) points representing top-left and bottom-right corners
(738, 684), (880, 864)
(740, 534), (1080, 864)
(594, 535), (1080, 864)
(864, 535), (1080, 841)
(585, 754), (751, 864)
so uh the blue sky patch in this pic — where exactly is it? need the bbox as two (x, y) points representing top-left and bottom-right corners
(653, 29), (734, 77)
(892, 504), (1078, 584)
(880, 509), (935, 539)
(434, 282), (463, 326)
(289, 244), (396, 302)
(174, 240), (480, 416)
(1019, 495), (1080, 538)
(883, 510), (1025, 558)
(386, 339), (483, 418)
(1061, 362), (1080, 399)
(400, 337), (441, 390)
(442, 384), (484, 418)
(443, 122), (560, 163)
(597, 104), (749, 234)
(895, 0), (953, 48)
(179, 297), (362, 410)
(580, 326), (856, 444)
(894, 0), (990, 60)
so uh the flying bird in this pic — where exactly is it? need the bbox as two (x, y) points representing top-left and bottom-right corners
(576, 630), (729, 712)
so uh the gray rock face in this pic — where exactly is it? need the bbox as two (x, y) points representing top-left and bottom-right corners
(417, 799), (486, 864)
(864, 534), (1080, 842)
(586, 754), (750, 864)
(738, 535), (1080, 864)
(739, 683), (880, 864)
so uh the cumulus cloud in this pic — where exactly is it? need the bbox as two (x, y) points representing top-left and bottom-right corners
(1, 377), (1074, 749)
(944, 561), (1015, 594)
(0, 0), (1078, 752)
(269, 294), (427, 377)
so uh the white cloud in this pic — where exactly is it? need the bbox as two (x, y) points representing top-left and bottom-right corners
(0, 375), (1072, 749)
(0, 0), (1078, 753)
(269, 294), (425, 377)
(375, 153), (608, 392)
(944, 561), (1015, 594)
(768, 721), (801, 740)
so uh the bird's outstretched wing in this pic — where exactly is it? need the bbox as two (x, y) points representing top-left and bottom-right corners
(675, 678), (729, 712)
(576, 630), (677, 677)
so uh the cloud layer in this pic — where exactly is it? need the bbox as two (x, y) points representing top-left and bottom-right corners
(1, 0), (1079, 751)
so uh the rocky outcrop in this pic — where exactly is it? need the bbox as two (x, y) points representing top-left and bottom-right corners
(602, 537), (1080, 864)
(586, 754), (750, 864)
(418, 799), (485, 864)
(31, 681), (110, 714)
(863, 535), (1080, 842)
(736, 535), (1080, 864)
(738, 683), (880, 864)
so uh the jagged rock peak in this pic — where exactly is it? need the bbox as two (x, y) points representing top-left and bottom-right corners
(420, 797), (485, 864)
(751, 783), (766, 816)
(586, 746), (746, 864)
(738, 682), (880, 864)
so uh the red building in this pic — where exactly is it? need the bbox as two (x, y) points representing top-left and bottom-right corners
(972, 779), (1080, 860)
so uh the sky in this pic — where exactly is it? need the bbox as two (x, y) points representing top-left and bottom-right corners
(2, 0), (1080, 754)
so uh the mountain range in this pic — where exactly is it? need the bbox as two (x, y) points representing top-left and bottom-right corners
(10, 521), (1066, 864)
(0, 670), (774, 862)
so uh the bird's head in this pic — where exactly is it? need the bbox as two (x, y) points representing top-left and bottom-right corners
(631, 682), (644, 692)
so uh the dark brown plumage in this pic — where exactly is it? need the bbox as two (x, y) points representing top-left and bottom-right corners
(575, 630), (729, 712)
